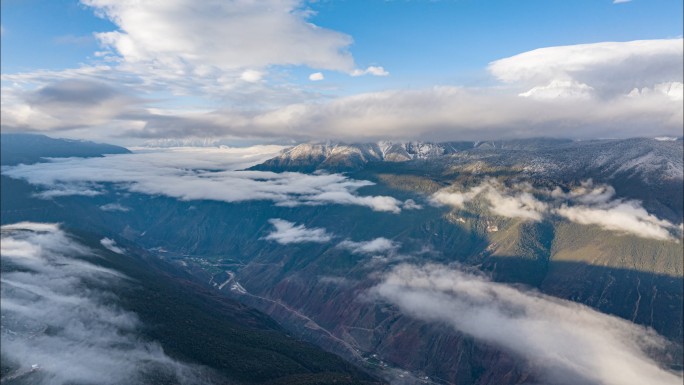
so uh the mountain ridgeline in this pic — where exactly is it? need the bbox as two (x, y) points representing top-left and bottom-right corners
(0, 133), (131, 165)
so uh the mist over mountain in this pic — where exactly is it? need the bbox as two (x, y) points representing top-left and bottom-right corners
(1, 134), (682, 385)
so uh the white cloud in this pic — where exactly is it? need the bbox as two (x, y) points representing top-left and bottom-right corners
(655, 136), (679, 141)
(33, 185), (103, 199)
(1, 223), (212, 385)
(431, 179), (680, 240)
(2, 147), (405, 213)
(549, 180), (616, 205)
(372, 263), (682, 385)
(628, 82), (684, 101)
(489, 39), (683, 100)
(240, 69), (264, 83)
(263, 219), (333, 244)
(432, 180), (547, 222)
(402, 199), (422, 210)
(614, 0), (632, 3)
(81, 0), (355, 77)
(337, 237), (399, 255)
(100, 237), (125, 254)
(431, 187), (481, 209)
(302, 191), (403, 213)
(100, 203), (130, 212)
(351, 66), (390, 77)
(518, 79), (594, 100)
(547, 180), (680, 240)
(309, 72), (324, 81)
(483, 188), (548, 221)
(555, 202), (676, 241)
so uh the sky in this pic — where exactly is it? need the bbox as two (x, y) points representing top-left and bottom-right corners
(1, 0), (682, 145)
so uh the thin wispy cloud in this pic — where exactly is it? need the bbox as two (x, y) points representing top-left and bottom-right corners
(337, 237), (399, 255)
(351, 66), (390, 77)
(263, 219), (333, 244)
(372, 263), (682, 385)
(99, 203), (130, 212)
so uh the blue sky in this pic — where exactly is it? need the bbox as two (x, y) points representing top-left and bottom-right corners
(310, 0), (683, 86)
(3, 0), (682, 86)
(1, 0), (682, 144)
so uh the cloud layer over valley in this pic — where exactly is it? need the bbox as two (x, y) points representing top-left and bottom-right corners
(372, 263), (682, 385)
(0, 222), (214, 385)
(432, 179), (681, 241)
(2, 147), (407, 213)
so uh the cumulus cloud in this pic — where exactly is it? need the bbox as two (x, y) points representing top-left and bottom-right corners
(2, 147), (406, 213)
(100, 237), (125, 254)
(371, 263), (682, 385)
(431, 179), (680, 240)
(82, 0), (355, 78)
(0, 222), (213, 385)
(337, 237), (399, 255)
(263, 219), (333, 244)
(309, 72), (324, 81)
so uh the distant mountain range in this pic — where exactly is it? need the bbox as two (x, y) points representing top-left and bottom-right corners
(253, 138), (682, 181)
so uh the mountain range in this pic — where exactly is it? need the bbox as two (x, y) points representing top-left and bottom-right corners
(1, 133), (682, 385)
